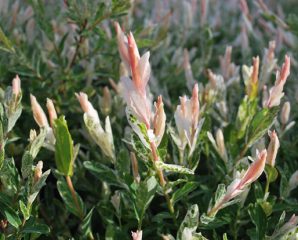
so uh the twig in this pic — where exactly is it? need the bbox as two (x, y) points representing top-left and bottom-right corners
(66, 20), (88, 72)
(149, 142), (175, 216)
(65, 176), (84, 220)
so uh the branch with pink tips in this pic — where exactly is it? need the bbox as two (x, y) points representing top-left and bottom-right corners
(206, 150), (267, 217)
(266, 55), (290, 108)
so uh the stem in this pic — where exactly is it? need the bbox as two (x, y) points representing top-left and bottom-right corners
(149, 142), (175, 216)
(87, 12), (112, 31)
(264, 175), (270, 200)
(232, 208), (240, 240)
(236, 144), (249, 164)
(207, 202), (221, 217)
(65, 176), (84, 220)
(66, 176), (94, 239)
(179, 149), (184, 165)
(207, 194), (230, 217)
(66, 20), (88, 72)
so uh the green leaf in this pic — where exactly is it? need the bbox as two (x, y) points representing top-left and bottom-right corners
(214, 184), (226, 203)
(132, 176), (157, 226)
(57, 178), (85, 218)
(53, 116), (74, 176)
(177, 204), (199, 240)
(192, 233), (208, 240)
(4, 86), (22, 133)
(136, 38), (155, 48)
(0, 194), (21, 228)
(22, 222), (50, 234)
(7, 105), (22, 133)
(28, 0), (54, 40)
(19, 200), (30, 221)
(279, 167), (289, 198)
(246, 107), (279, 147)
(0, 26), (15, 53)
(223, 233), (229, 240)
(201, 184), (230, 221)
(115, 148), (130, 175)
(171, 182), (199, 205)
(80, 208), (94, 238)
(236, 97), (258, 140)
(28, 169), (51, 205)
(248, 203), (267, 240)
(259, 201), (272, 217)
(0, 121), (4, 169)
(156, 161), (194, 175)
(265, 164), (278, 183)
(21, 152), (34, 180)
(0, 158), (20, 194)
(21, 129), (46, 179)
(126, 109), (150, 148)
(253, 182), (264, 200)
(84, 161), (128, 189)
(287, 14), (298, 36)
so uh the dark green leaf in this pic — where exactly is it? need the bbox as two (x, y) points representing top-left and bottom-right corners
(132, 176), (157, 226)
(57, 178), (85, 218)
(80, 208), (94, 237)
(22, 222), (50, 234)
(246, 107), (279, 147)
(0, 121), (4, 169)
(0, 194), (21, 228)
(171, 182), (199, 205)
(84, 161), (128, 189)
(248, 203), (267, 240)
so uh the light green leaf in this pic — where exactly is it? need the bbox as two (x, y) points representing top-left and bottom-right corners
(214, 184), (226, 203)
(156, 161), (194, 175)
(21, 128), (46, 179)
(53, 116), (74, 176)
(28, 169), (51, 205)
(0, 158), (20, 194)
(126, 108), (150, 149)
(0, 26), (15, 53)
(177, 204), (199, 240)
(236, 96), (257, 139)
(246, 107), (279, 147)
(19, 200), (30, 221)
(265, 164), (278, 183)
